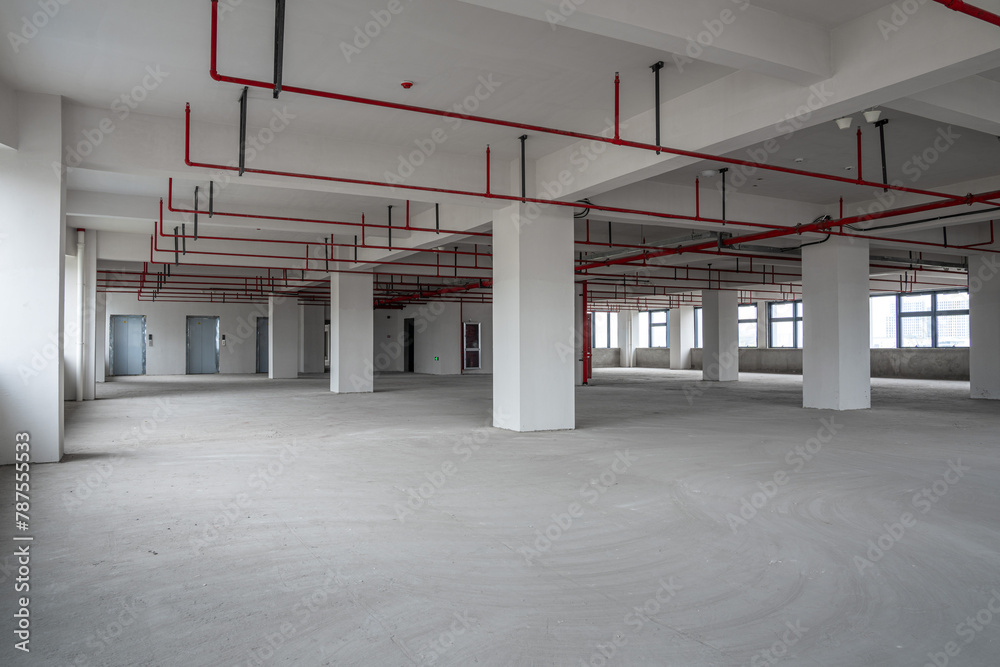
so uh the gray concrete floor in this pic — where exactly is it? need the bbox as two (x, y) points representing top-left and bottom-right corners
(3, 369), (1000, 666)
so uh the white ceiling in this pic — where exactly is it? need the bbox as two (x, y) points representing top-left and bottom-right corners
(748, 0), (894, 27)
(651, 109), (1000, 205)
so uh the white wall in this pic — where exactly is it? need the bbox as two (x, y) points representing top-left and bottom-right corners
(373, 309), (405, 373)
(373, 302), (494, 376)
(299, 304), (326, 373)
(104, 292), (269, 376)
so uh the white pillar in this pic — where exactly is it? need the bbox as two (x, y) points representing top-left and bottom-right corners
(83, 229), (98, 399)
(702, 291), (739, 381)
(299, 304), (326, 374)
(0, 93), (65, 464)
(493, 203), (575, 431)
(95, 285), (107, 384)
(618, 309), (638, 367)
(802, 237), (870, 410)
(269, 296), (299, 379)
(970, 254), (1000, 399)
(330, 272), (373, 393)
(669, 306), (695, 370)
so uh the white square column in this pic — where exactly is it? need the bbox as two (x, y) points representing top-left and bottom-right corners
(83, 229), (98, 400)
(0, 93), (65, 464)
(299, 304), (326, 374)
(493, 203), (575, 431)
(330, 272), (373, 393)
(802, 236), (871, 410)
(670, 305), (695, 370)
(618, 309), (638, 367)
(269, 296), (299, 379)
(702, 291), (739, 381)
(970, 254), (1000, 399)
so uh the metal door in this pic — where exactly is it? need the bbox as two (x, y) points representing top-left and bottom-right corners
(186, 316), (220, 374)
(404, 318), (415, 372)
(110, 315), (146, 376)
(256, 317), (269, 373)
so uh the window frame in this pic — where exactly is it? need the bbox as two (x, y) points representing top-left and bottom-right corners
(647, 309), (669, 348)
(895, 289), (969, 349)
(738, 304), (758, 348)
(768, 299), (803, 349)
(589, 311), (619, 349)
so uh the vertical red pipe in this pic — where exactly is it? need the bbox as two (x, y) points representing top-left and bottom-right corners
(486, 145), (491, 196)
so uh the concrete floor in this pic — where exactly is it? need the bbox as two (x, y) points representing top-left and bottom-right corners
(3, 369), (999, 666)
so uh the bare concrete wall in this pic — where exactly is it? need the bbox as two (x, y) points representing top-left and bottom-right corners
(687, 348), (969, 380)
(592, 348), (620, 368)
(635, 348), (670, 368)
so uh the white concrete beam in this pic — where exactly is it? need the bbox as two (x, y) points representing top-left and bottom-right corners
(885, 76), (1000, 137)
(456, 0), (831, 84)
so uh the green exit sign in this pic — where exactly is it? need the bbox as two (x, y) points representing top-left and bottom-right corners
(434, 357), (439, 361)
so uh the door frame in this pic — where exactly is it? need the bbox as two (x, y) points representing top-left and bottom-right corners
(256, 316), (269, 374)
(109, 314), (147, 376)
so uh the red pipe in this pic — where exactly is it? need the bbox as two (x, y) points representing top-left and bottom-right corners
(932, 0), (1000, 26)
(486, 145), (491, 196)
(167, 178), (491, 238)
(205, 0), (969, 204)
(582, 282), (591, 384)
(577, 188), (1000, 272)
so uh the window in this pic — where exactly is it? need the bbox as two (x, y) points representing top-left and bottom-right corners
(694, 307), (703, 348)
(590, 312), (619, 348)
(870, 291), (969, 348)
(870, 295), (897, 348)
(639, 310), (668, 348)
(738, 304), (758, 348)
(769, 300), (803, 348)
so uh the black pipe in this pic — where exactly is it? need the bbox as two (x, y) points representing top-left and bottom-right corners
(174, 226), (179, 264)
(875, 119), (889, 193)
(387, 205), (393, 249)
(454, 246), (458, 277)
(435, 202), (440, 233)
(519, 134), (527, 200)
(944, 227), (949, 248)
(209, 180), (214, 218)
(650, 61), (664, 153)
(719, 167), (729, 223)
(273, 0), (285, 99)
(354, 235), (358, 263)
(608, 220), (613, 247)
(238, 87), (248, 176)
(182, 223), (186, 254)
(193, 186), (199, 240)
(324, 236), (329, 271)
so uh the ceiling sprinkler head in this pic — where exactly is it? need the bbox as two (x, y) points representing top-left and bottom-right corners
(835, 117), (853, 130)
(400, 81), (414, 89)
(864, 109), (882, 123)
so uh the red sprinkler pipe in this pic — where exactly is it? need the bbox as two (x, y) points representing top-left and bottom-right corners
(932, 0), (1000, 27)
(582, 281), (591, 384)
(614, 72), (621, 144)
(577, 187), (1000, 272)
(167, 178), (490, 238)
(205, 0), (969, 204)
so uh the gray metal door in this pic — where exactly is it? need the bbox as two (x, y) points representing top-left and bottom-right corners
(110, 315), (146, 376)
(186, 316), (220, 374)
(256, 317), (269, 373)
